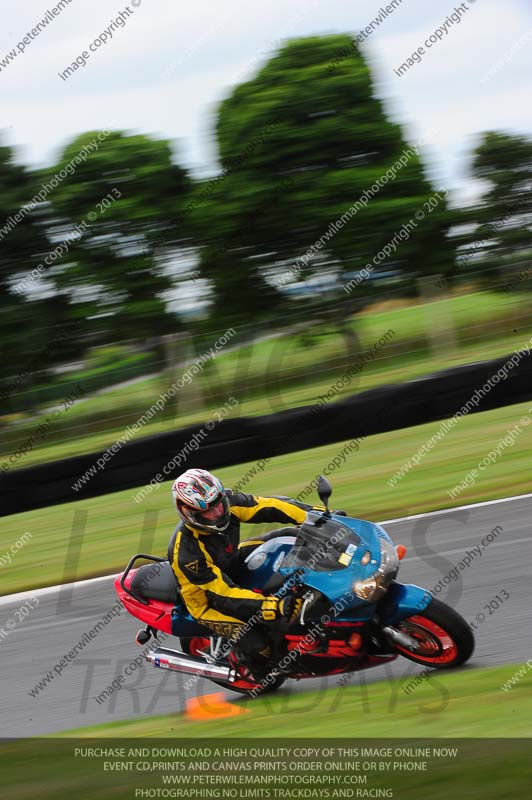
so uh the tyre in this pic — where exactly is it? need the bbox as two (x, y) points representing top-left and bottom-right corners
(221, 672), (286, 696)
(393, 598), (474, 668)
(179, 636), (285, 695)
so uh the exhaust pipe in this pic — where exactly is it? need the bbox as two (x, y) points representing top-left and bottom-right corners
(146, 646), (236, 682)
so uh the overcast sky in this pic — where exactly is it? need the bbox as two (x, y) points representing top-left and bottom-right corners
(2, 0), (531, 205)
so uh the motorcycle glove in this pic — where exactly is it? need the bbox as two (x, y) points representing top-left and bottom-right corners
(261, 596), (303, 624)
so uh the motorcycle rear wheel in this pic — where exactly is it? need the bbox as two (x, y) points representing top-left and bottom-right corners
(179, 636), (285, 696)
(393, 598), (474, 668)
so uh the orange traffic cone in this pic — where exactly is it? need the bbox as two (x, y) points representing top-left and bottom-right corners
(185, 692), (250, 721)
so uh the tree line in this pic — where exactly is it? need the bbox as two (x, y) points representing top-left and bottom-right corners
(1, 33), (530, 391)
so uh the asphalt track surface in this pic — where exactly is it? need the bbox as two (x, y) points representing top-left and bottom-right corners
(1, 494), (531, 736)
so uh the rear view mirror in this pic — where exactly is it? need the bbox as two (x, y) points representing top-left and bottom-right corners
(317, 475), (332, 513)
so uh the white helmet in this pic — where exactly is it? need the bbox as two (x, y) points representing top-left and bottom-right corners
(171, 468), (231, 534)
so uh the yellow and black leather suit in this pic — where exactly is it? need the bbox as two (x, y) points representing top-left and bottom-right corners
(168, 490), (313, 638)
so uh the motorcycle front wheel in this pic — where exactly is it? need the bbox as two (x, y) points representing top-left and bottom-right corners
(393, 598), (474, 668)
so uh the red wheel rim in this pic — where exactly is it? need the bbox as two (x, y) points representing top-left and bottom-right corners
(228, 653), (263, 691)
(188, 637), (211, 657)
(395, 615), (458, 665)
(231, 676), (263, 691)
(188, 639), (262, 692)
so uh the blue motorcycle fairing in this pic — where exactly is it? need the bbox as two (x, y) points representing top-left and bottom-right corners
(170, 603), (216, 637)
(376, 581), (432, 626)
(276, 515), (382, 606)
(235, 514), (391, 608)
(238, 535), (297, 591)
(373, 523), (395, 545)
(331, 583), (433, 625)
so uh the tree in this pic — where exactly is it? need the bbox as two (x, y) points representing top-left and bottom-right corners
(47, 131), (192, 341)
(462, 131), (532, 275)
(189, 34), (454, 327)
(0, 140), (63, 394)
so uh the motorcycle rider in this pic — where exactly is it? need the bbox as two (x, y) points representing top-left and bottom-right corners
(168, 468), (315, 671)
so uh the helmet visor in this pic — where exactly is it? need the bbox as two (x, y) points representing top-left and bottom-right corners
(197, 500), (226, 523)
(192, 494), (231, 531)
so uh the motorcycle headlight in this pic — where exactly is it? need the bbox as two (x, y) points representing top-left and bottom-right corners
(379, 538), (399, 574)
(353, 538), (399, 602)
(353, 577), (379, 601)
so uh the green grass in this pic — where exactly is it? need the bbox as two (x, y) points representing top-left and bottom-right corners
(57, 663), (532, 738)
(2, 736), (531, 800)
(2, 289), (530, 467)
(1, 399), (531, 596)
(3, 666), (524, 798)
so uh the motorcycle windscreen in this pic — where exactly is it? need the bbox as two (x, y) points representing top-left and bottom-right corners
(282, 517), (361, 572)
